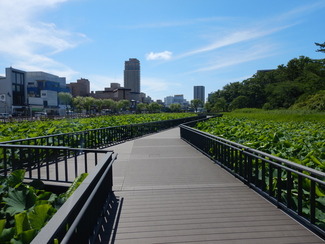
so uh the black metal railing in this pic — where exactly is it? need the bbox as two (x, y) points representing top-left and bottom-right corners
(31, 152), (118, 244)
(180, 123), (325, 239)
(0, 144), (111, 183)
(0, 115), (205, 149)
(0, 116), (204, 178)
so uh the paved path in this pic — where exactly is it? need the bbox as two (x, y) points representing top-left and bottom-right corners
(108, 127), (324, 244)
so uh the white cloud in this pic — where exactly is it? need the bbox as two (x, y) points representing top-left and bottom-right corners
(146, 51), (173, 61)
(0, 0), (87, 75)
(120, 16), (234, 29)
(177, 24), (292, 60)
(192, 43), (277, 73)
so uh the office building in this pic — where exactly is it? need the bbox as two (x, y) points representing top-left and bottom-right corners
(124, 58), (140, 93)
(164, 94), (189, 108)
(0, 67), (69, 115)
(194, 86), (205, 103)
(0, 67), (27, 115)
(67, 78), (90, 97)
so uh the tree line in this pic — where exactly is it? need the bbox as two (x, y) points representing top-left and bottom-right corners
(206, 42), (325, 112)
(58, 94), (188, 114)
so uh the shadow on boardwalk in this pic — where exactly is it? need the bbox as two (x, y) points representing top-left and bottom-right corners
(106, 127), (324, 244)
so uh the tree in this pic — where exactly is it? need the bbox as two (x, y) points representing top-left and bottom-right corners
(229, 96), (249, 110)
(315, 42), (325, 53)
(94, 99), (104, 112)
(102, 99), (116, 111)
(83, 97), (96, 114)
(136, 103), (148, 113)
(72, 96), (85, 112)
(265, 81), (305, 108)
(117, 100), (130, 112)
(148, 102), (161, 113)
(169, 103), (181, 112)
(290, 90), (325, 111)
(58, 92), (72, 107)
(190, 99), (203, 112)
(211, 98), (227, 112)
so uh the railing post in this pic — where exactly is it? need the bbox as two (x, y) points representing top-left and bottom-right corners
(298, 173), (303, 216)
(277, 166), (282, 204)
(310, 178), (316, 224)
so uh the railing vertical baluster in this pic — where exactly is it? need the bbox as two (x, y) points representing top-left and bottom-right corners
(269, 164), (273, 197)
(247, 154), (252, 184)
(286, 170), (292, 209)
(84, 152), (88, 173)
(54, 149), (59, 182)
(95, 152), (98, 166)
(255, 157), (259, 187)
(231, 148), (236, 173)
(277, 166), (282, 203)
(298, 173), (303, 216)
(310, 178), (316, 224)
(37, 148), (41, 180)
(238, 149), (242, 177)
(27, 147), (32, 179)
(74, 150), (78, 178)
(261, 161), (266, 191)
(46, 147), (50, 180)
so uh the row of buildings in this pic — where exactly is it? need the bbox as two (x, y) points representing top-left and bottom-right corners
(0, 67), (70, 116)
(0, 58), (206, 115)
(0, 58), (145, 116)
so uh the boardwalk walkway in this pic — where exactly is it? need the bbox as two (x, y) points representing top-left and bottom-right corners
(108, 127), (324, 244)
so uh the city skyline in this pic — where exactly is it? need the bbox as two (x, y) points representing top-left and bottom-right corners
(0, 0), (324, 101)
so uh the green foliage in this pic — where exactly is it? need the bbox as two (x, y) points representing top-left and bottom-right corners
(0, 113), (195, 142)
(3, 189), (36, 215)
(117, 100), (130, 111)
(147, 102), (162, 113)
(169, 104), (182, 112)
(62, 173), (88, 200)
(315, 42), (325, 53)
(229, 96), (249, 110)
(196, 110), (325, 172)
(190, 99), (203, 112)
(208, 55), (325, 111)
(58, 92), (72, 106)
(0, 170), (88, 243)
(290, 90), (325, 111)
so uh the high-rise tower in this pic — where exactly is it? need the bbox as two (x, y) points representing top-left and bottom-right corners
(194, 86), (205, 103)
(124, 58), (140, 93)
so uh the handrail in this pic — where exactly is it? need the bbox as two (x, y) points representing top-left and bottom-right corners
(180, 123), (325, 239)
(181, 124), (325, 178)
(31, 152), (118, 244)
(0, 115), (205, 148)
(0, 116), (204, 180)
(0, 144), (111, 183)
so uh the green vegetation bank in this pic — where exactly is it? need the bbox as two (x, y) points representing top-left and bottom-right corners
(206, 52), (325, 112)
(0, 113), (195, 142)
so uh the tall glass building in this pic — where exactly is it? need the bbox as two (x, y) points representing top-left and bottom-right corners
(194, 86), (205, 103)
(124, 58), (140, 93)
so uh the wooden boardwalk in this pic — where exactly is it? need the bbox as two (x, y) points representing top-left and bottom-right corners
(108, 127), (324, 244)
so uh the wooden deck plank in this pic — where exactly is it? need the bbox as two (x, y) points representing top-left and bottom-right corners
(108, 127), (324, 243)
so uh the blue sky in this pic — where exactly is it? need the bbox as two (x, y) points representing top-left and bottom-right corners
(0, 0), (324, 101)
